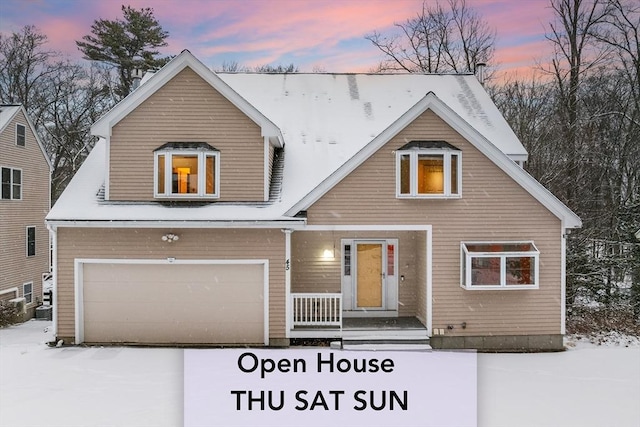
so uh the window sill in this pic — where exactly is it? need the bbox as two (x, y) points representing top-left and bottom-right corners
(154, 195), (219, 200)
(460, 284), (538, 290)
(397, 194), (462, 200)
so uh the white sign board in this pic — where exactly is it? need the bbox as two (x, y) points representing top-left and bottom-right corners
(185, 349), (476, 427)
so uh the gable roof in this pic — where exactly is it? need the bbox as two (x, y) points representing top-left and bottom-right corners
(90, 50), (284, 146)
(47, 56), (580, 230)
(278, 89), (580, 228)
(0, 104), (53, 170)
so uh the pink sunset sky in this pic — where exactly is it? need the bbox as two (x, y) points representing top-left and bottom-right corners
(0, 0), (556, 79)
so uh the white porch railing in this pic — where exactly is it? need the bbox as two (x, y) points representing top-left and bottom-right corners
(291, 293), (342, 327)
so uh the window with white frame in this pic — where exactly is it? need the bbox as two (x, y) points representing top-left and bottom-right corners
(396, 141), (461, 198)
(23, 282), (33, 304)
(26, 226), (36, 257)
(1, 167), (22, 200)
(154, 142), (219, 198)
(461, 242), (539, 290)
(16, 124), (26, 147)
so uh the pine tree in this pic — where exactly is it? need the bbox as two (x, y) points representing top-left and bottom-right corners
(76, 5), (170, 99)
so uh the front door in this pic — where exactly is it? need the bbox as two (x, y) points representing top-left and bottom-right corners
(356, 242), (384, 309)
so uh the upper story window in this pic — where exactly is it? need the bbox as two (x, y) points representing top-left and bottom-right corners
(396, 141), (461, 198)
(26, 226), (36, 257)
(461, 241), (539, 290)
(16, 124), (26, 147)
(1, 167), (22, 200)
(154, 142), (219, 199)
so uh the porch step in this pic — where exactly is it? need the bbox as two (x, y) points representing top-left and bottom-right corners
(341, 338), (431, 351)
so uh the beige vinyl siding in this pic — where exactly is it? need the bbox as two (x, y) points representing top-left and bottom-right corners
(306, 110), (563, 336)
(55, 228), (285, 342)
(0, 109), (50, 307)
(109, 67), (265, 202)
(291, 230), (422, 317)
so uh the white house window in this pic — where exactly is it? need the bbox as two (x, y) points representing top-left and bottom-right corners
(26, 226), (36, 257)
(154, 142), (219, 198)
(1, 167), (22, 200)
(23, 282), (33, 304)
(461, 242), (539, 290)
(396, 141), (461, 198)
(16, 124), (26, 147)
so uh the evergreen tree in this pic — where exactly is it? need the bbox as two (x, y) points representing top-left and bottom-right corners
(76, 5), (170, 99)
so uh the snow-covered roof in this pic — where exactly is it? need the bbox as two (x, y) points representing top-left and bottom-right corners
(0, 105), (21, 132)
(46, 51), (580, 229)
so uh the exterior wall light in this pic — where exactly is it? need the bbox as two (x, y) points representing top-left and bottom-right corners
(161, 233), (179, 243)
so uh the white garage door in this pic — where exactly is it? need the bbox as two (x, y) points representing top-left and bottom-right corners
(80, 262), (266, 345)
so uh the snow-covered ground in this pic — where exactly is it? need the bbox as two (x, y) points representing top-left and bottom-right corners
(1, 320), (638, 427)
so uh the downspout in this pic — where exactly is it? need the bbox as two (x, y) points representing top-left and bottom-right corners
(282, 229), (293, 338)
(561, 225), (568, 335)
(46, 223), (58, 339)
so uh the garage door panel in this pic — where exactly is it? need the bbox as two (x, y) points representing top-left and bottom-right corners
(81, 262), (265, 345)
(84, 320), (263, 344)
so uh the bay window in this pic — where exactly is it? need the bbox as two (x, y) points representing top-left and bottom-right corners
(461, 242), (539, 290)
(154, 143), (219, 198)
(397, 141), (461, 198)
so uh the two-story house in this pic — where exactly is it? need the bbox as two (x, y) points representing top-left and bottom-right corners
(45, 51), (581, 350)
(1, 104), (52, 320)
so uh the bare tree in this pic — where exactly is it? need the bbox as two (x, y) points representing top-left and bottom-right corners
(1, 26), (112, 201)
(494, 1), (639, 324)
(544, 0), (613, 206)
(366, 0), (495, 74)
(0, 26), (59, 122)
(40, 63), (111, 199)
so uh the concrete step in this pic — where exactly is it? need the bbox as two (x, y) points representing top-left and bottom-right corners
(339, 338), (432, 351)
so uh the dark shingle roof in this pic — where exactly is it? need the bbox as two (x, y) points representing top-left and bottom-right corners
(397, 140), (460, 151)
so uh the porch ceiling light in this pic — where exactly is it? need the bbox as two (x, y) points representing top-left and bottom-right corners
(161, 233), (179, 243)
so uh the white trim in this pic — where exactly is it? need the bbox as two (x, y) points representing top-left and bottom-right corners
(561, 227), (567, 335)
(50, 225), (58, 337)
(0, 287), (19, 298)
(104, 136), (110, 200)
(284, 92), (580, 229)
(283, 229), (293, 338)
(396, 149), (462, 198)
(263, 137), (269, 202)
(154, 150), (220, 199)
(46, 220), (306, 229)
(91, 51), (283, 144)
(460, 241), (540, 290)
(426, 227), (432, 335)
(1, 166), (23, 200)
(15, 123), (26, 147)
(74, 258), (270, 345)
(304, 224), (431, 231)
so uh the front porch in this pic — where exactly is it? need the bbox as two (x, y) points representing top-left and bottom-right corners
(289, 293), (429, 341)
(287, 228), (431, 342)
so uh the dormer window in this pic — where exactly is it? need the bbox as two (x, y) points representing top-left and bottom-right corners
(396, 141), (461, 198)
(154, 142), (219, 198)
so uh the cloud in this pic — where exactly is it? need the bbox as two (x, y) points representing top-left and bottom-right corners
(0, 0), (557, 76)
